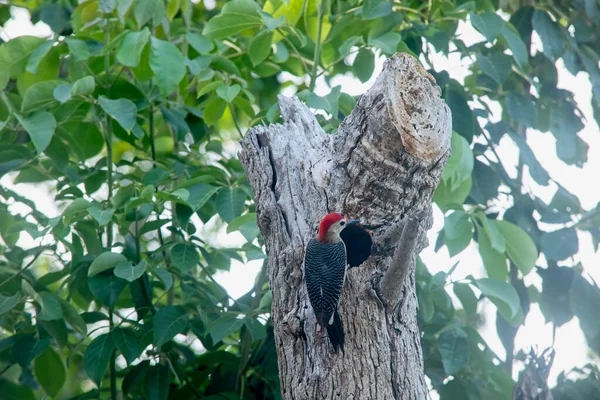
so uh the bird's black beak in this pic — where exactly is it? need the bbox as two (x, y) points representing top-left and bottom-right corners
(347, 219), (360, 225)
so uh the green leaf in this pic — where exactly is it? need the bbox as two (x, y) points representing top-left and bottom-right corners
(216, 84), (241, 103)
(353, 49), (375, 83)
(443, 211), (474, 256)
(445, 85), (476, 141)
(442, 132), (474, 191)
(114, 260), (147, 282)
(144, 168), (170, 186)
(538, 266), (574, 327)
(0, 67), (7, 91)
(505, 93), (536, 127)
(453, 283), (478, 314)
(477, 226), (508, 281)
(88, 206), (115, 226)
(438, 330), (469, 375)
(209, 314), (244, 343)
(166, 189), (190, 202)
(369, 32), (401, 55)
(58, 297), (87, 336)
(150, 37), (186, 97)
(89, 251), (128, 276)
(571, 273), (600, 338)
(469, 11), (504, 42)
(12, 335), (50, 367)
(216, 187), (246, 223)
(170, 243), (199, 272)
(34, 347), (66, 397)
(541, 228), (579, 261)
(88, 271), (128, 308)
(518, 130), (550, 184)
(72, 75), (96, 97)
(186, 184), (220, 210)
(65, 38), (90, 62)
(260, 10), (285, 31)
(0, 36), (46, 77)
(26, 41), (54, 74)
(82, 311), (110, 324)
(259, 289), (272, 311)
(418, 289), (434, 322)
(53, 84), (72, 103)
(444, 211), (472, 240)
(475, 213), (505, 253)
(478, 53), (512, 84)
(186, 32), (214, 54)
(113, 327), (144, 365)
(152, 268), (173, 290)
(144, 364), (170, 400)
(39, 4), (69, 34)
(37, 292), (63, 321)
(0, 293), (21, 315)
(186, 56), (212, 74)
(434, 176), (472, 210)
(84, 333), (115, 386)
(21, 80), (62, 113)
(117, 28), (150, 67)
(244, 317), (266, 341)
(99, 0), (117, 13)
(98, 96), (137, 131)
(308, 85), (341, 116)
(101, 30), (130, 57)
(339, 36), (363, 57)
(249, 31), (273, 66)
(474, 278), (520, 319)
(153, 306), (189, 347)
(134, 0), (165, 27)
(532, 10), (564, 61)
(227, 213), (258, 233)
(339, 93), (357, 116)
(15, 112), (56, 154)
(362, 0), (393, 20)
(62, 198), (92, 219)
(445, 230), (473, 258)
(0, 379), (35, 400)
(493, 220), (537, 275)
(501, 22), (529, 68)
(202, 0), (263, 39)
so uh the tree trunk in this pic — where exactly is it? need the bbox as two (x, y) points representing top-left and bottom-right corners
(239, 53), (452, 400)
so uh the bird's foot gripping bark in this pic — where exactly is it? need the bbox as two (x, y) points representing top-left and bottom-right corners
(377, 209), (430, 310)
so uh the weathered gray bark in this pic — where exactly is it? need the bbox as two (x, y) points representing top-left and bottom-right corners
(239, 53), (452, 400)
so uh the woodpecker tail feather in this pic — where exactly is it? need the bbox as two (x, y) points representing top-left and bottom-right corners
(326, 309), (345, 354)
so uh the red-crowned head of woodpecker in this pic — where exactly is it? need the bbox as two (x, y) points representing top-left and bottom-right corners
(317, 213), (360, 243)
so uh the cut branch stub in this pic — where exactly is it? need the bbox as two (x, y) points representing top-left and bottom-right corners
(239, 53), (452, 400)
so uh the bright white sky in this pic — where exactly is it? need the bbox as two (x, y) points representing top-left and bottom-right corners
(2, 6), (599, 388)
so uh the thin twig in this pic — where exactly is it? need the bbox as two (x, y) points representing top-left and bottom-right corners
(229, 104), (244, 137)
(236, 259), (269, 396)
(0, 250), (44, 288)
(104, 20), (117, 400)
(309, 0), (326, 91)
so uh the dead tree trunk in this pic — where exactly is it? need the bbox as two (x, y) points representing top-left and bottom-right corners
(239, 53), (452, 400)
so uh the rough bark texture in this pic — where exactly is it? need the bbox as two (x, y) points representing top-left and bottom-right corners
(239, 53), (452, 400)
(513, 349), (555, 400)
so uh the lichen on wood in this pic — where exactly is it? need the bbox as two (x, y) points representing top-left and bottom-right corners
(239, 53), (452, 400)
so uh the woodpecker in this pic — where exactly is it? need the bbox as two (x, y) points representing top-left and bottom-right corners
(304, 213), (370, 353)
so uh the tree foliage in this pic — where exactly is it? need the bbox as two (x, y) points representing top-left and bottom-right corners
(0, 0), (598, 399)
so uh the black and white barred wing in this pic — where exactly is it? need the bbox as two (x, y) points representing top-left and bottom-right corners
(304, 239), (347, 326)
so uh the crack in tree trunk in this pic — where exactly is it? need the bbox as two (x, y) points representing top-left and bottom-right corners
(240, 53), (452, 400)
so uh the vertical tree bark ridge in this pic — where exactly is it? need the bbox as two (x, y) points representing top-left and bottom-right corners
(239, 53), (452, 400)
